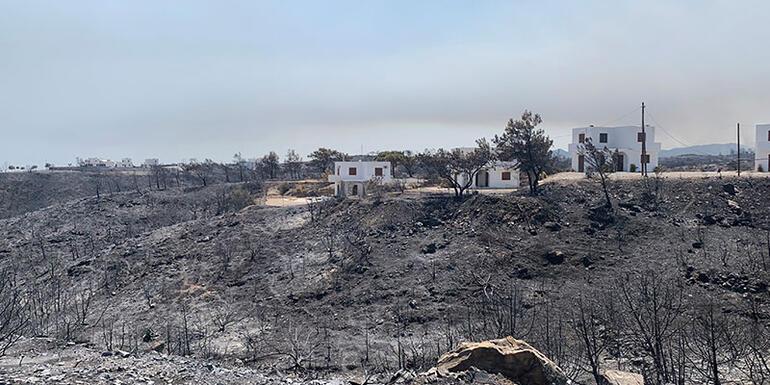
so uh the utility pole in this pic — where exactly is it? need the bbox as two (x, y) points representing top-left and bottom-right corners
(737, 123), (741, 177)
(641, 102), (647, 176)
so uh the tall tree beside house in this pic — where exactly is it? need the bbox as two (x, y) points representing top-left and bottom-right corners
(419, 139), (495, 199)
(400, 150), (417, 177)
(494, 111), (553, 195)
(284, 149), (303, 180)
(259, 152), (281, 180)
(308, 148), (348, 175)
(375, 150), (417, 177)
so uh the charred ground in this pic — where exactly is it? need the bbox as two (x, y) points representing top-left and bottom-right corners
(0, 173), (769, 384)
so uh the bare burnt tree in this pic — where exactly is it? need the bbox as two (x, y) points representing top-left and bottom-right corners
(0, 268), (27, 356)
(212, 296), (241, 333)
(685, 289), (742, 385)
(183, 160), (214, 187)
(569, 288), (611, 385)
(618, 268), (685, 385)
(580, 138), (615, 208)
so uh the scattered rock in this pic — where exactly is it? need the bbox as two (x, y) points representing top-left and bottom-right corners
(544, 250), (566, 265)
(723, 183), (738, 195)
(543, 222), (561, 231)
(435, 337), (568, 385)
(420, 243), (437, 254)
(727, 199), (742, 214)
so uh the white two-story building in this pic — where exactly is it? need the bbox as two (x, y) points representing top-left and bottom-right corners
(756, 124), (770, 172)
(568, 125), (662, 173)
(328, 161), (392, 197)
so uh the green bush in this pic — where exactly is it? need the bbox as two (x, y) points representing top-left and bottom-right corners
(629, 164), (637, 173)
(277, 182), (291, 196)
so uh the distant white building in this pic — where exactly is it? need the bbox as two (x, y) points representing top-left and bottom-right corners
(328, 161), (392, 197)
(117, 158), (134, 168)
(568, 125), (662, 172)
(143, 158), (160, 168)
(78, 157), (115, 168)
(454, 161), (520, 189)
(756, 124), (770, 172)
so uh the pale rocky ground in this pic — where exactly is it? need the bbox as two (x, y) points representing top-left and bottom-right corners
(0, 338), (346, 385)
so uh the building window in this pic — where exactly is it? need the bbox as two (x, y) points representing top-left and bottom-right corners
(641, 154), (650, 164)
(578, 133), (585, 143)
(599, 133), (608, 143)
(638, 132), (645, 142)
(767, 130), (770, 141)
(374, 167), (383, 177)
(348, 167), (357, 176)
(501, 171), (511, 181)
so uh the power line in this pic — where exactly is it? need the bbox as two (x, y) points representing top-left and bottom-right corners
(597, 106), (642, 127)
(645, 111), (718, 157)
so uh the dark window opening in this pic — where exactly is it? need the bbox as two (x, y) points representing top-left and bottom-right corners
(579, 133), (585, 143)
(374, 167), (383, 177)
(638, 132), (645, 142)
(501, 171), (511, 181)
(348, 167), (357, 176)
(599, 133), (608, 143)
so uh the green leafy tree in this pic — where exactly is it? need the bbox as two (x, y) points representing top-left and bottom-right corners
(493, 111), (553, 195)
(284, 149), (303, 180)
(419, 139), (495, 199)
(259, 152), (280, 179)
(375, 150), (417, 177)
(308, 148), (347, 175)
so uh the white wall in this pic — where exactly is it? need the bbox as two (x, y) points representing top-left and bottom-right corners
(456, 163), (519, 189)
(756, 124), (770, 171)
(568, 125), (661, 172)
(329, 161), (393, 182)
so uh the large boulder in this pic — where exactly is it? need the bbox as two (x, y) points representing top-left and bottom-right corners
(600, 369), (644, 385)
(435, 337), (568, 385)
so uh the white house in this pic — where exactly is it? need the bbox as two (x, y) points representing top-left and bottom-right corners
(78, 157), (115, 168)
(117, 158), (134, 168)
(756, 124), (770, 172)
(143, 158), (160, 168)
(455, 161), (520, 189)
(568, 125), (662, 172)
(328, 161), (392, 197)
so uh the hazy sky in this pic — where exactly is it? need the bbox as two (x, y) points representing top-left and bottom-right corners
(1, 0), (769, 166)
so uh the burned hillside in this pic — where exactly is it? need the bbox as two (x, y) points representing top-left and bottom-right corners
(0, 175), (769, 384)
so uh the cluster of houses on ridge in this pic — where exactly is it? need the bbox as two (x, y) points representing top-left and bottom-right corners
(330, 123), (770, 197)
(76, 157), (159, 168)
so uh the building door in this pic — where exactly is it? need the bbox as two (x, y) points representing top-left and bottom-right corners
(578, 155), (585, 173)
(615, 154), (624, 171)
(475, 171), (489, 188)
(351, 184), (358, 196)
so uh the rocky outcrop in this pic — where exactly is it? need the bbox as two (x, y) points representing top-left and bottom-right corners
(434, 337), (568, 385)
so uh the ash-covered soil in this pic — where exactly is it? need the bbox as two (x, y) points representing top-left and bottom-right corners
(0, 174), (769, 383)
(0, 337), (343, 385)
